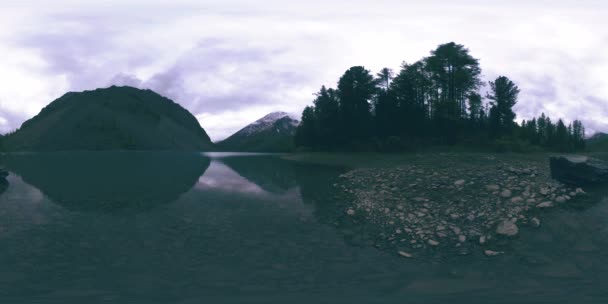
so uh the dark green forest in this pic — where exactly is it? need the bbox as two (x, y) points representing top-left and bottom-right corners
(295, 42), (586, 152)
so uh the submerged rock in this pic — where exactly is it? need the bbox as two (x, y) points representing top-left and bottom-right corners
(428, 239), (440, 246)
(550, 155), (608, 185)
(531, 217), (541, 228)
(496, 220), (519, 237)
(398, 251), (413, 258)
(536, 201), (554, 209)
(484, 250), (503, 257)
(486, 184), (500, 191)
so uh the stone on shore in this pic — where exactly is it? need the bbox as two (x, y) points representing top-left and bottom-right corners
(536, 201), (554, 209)
(496, 220), (519, 237)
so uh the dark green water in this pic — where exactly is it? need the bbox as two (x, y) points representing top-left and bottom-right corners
(0, 152), (607, 303)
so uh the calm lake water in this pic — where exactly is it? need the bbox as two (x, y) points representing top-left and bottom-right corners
(0, 152), (607, 303)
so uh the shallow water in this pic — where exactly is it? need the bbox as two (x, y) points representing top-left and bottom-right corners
(0, 152), (607, 303)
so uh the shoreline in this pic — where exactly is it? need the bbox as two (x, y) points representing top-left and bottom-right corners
(286, 152), (595, 259)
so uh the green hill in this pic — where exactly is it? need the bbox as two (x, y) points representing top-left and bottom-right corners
(3, 86), (212, 151)
(586, 132), (608, 152)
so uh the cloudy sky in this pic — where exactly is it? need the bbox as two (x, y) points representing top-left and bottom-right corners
(0, 0), (607, 141)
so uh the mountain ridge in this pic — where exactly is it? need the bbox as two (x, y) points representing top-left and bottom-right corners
(217, 111), (299, 152)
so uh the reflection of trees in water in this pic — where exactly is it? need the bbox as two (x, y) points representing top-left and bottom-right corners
(293, 163), (354, 223)
(0, 178), (7, 197)
(220, 155), (352, 228)
(295, 164), (409, 251)
(220, 156), (298, 194)
(3, 152), (209, 214)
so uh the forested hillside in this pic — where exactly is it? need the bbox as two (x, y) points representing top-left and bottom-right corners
(296, 42), (586, 152)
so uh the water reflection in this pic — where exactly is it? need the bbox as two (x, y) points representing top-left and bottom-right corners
(0, 153), (606, 302)
(0, 178), (8, 197)
(220, 156), (298, 194)
(2, 152), (210, 213)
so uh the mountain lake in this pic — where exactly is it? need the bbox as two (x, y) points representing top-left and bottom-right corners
(0, 152), (607, 303)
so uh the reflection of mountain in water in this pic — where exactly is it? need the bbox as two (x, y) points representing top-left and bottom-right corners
(220, 156), (298, 194)
(3, 152), (209, 213)
(196, 160), (267, 195)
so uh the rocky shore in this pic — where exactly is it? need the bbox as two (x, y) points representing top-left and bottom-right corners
(332, 154), (587, 259)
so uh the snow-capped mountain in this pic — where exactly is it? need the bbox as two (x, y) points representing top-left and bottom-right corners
(217, 112), (300, 152)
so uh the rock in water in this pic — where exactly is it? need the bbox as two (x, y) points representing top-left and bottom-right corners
(398, 251), (413, 258)
(536, 201), (554, 209)
(454, 179), (465, 186)
(496, 220), (519, 237)
(484, 250), (503, 257)
(531, 217), (541, 228)
(550, 155), (608, 185)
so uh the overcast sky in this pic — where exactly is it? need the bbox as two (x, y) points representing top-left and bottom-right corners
(1, 0), (607, 141)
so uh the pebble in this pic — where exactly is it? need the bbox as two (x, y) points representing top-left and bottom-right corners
(479, 235), (487, 245)
(540, 188), (550, 195)
(346, 209), (356, 216)
(398, 251), (413, 258)
(500, 189), (512, 198)
(496, 220), (519, 237)
(454, 180), (465, 186)
(458, 235), (466, 242)
(486, 185), (500, 191)
(511, 196), (523, 204)
(484, 250), (503, 257)
(531, 217), (541, 228)
(555, 196), (568, 203)
(428, 239), (440, 246)
(536, 201), (554, 209)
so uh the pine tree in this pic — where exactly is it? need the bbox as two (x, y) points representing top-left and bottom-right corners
(295, 106), (317, 148)
(337, 66), (377, 143)
(487, 76), (520, 136)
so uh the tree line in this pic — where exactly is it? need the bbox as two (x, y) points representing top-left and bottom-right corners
(295, 42), (585, 152)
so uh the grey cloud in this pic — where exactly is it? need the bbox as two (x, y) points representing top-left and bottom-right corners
(108, 73), (143, 88)
(141, 40), (312, 114)
(18, 28), (120, 92)
(0, 108), (31, 133)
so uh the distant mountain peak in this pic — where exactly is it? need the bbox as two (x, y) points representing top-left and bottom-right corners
(255, 111), (299, 124)
(239, 111), (299, 136)
(217, 111), (300, 152)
